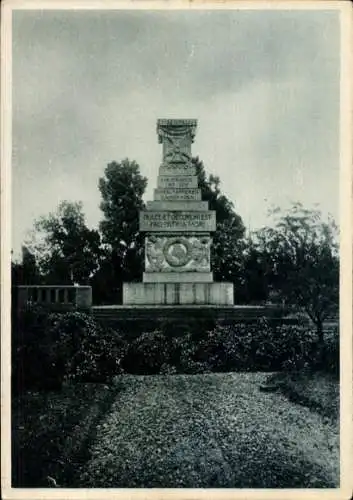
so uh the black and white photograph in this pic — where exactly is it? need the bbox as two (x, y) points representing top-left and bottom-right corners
(1, 1), (352, 498)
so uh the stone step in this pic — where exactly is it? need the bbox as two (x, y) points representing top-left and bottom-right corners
(92, 304), (286, 324)
(139, 211), (216, 232)
(143, 272), (213, 283)
(123, 282), (234, 305)
(154, 188), (202, 201)
(146, 201), (208, 211)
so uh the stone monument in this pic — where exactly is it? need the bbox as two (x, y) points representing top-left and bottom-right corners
(123, 119), (234, 305)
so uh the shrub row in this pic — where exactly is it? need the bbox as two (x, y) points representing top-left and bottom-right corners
(12, 309), (339, 393)
(12, 308), (125, 392)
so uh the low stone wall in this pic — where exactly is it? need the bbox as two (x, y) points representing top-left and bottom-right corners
(92, 304), (288, 329)
(16, 285), (92, 310)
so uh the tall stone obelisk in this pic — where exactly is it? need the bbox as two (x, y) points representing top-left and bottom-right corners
(123, 119), (234, 305)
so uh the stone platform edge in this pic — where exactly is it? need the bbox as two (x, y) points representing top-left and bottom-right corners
(91, 304), (289, 326)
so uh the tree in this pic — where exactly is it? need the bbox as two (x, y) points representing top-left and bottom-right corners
(99, 160), (147, 252)
(27, 201), (101, 284)
(193, 157), (245, 284)
(11, 247), (40, 286)
(237, 240), (270, 304)
(253, 202), (339, 342)
(97, 159), (147, 302)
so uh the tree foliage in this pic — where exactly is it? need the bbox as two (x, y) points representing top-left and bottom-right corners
(11, 247), (40, 287)
(193, 157), (245, 284)
(27, 201), (101, 284)
(99, 159), (147, 255)
(95, 160), (147, 302)
(237, 242), (270, 303)
(253, 203), (339, 340)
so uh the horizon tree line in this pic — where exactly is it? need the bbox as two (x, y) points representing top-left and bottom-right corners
(12, 157), (339, 340)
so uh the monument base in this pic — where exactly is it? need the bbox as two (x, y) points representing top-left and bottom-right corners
(123, 282), (234, 305)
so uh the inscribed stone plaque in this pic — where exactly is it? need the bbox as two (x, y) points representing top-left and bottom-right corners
(157, 176), (198, 189)
(146, 200), (208, 211)
(159, 165), (196, 176)
(154, 188), (202, 201)
(139, 211), (216, 232)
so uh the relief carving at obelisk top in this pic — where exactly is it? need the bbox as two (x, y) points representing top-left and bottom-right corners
(157, 119), (197, 170)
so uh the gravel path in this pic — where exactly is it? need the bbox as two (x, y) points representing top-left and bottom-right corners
(78, 373), (339, 488)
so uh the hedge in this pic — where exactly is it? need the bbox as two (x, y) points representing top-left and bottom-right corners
(12, 309), (339, 392)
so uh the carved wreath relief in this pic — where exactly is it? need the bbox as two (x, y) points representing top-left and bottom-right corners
(163, 135), (191, 165)
(145, 235), (211, 272)
(158, 122), (196, 166)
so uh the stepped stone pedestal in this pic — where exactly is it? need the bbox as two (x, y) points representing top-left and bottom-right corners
(123, 283), (233, 306)
(123, 119), (234, 305)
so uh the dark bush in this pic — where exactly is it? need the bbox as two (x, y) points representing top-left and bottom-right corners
(122, 330), (172, 374)
(158, 317), (217, 340)
(196, 319), (338, 374)
(12, 306), (63, 393)
(12, 309), (127, 392)
(119, 319), (329, 375)
(48, 312), (126, 383)
(171, 334), (211, 374)
(166, 319), (321, 373)
(312, 328), (339, 376)
(13, 309), (339, 385)
(325, 334), (339, 376)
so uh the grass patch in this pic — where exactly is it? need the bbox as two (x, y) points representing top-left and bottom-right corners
(262, 370), (339, 420)
(12, 382), (119, 487)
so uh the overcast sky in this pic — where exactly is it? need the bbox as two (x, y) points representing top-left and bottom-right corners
(12, 8), (340, 256)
